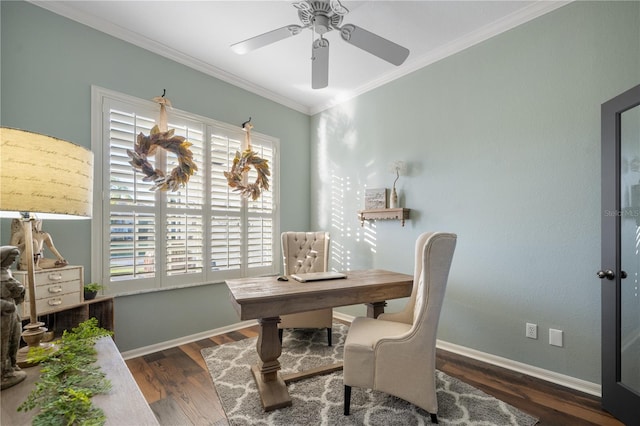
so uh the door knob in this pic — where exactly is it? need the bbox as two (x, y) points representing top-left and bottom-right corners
(597, 269), (615, 280)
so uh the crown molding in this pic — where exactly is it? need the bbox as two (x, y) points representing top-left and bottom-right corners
(29, 1), (311, 115)
(31, 1), (571, 117)
(309, 0), (573, 115)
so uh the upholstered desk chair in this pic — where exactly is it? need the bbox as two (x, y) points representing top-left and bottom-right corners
(278, 231), (333, 346)
(343, 232), (457, 424)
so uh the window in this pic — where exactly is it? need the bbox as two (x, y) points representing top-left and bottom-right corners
(91, 87), (279, 295)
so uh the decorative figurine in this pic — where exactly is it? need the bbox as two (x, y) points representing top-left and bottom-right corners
(10, 219), (68, 271)
(1, 246), (27, 389)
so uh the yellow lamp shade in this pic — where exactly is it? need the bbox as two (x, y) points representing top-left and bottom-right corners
(0, 127), (93, 219)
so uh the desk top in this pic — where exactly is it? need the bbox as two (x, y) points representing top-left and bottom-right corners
(226, 269), (413, 320)
(1, 337), (158, 426)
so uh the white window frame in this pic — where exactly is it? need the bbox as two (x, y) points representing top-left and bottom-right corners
(91, 86), (279, 296)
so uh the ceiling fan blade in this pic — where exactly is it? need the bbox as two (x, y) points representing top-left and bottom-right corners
(312, 38), (329, 89)
(339, 24), (409, 66)
(231, 25), (304, 55)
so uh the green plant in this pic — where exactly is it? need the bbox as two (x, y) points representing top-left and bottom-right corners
(84, 283), (105, 292)
(18, 318), (114, 425)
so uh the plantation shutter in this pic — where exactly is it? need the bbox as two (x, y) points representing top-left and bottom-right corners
(210, 130), (243, 274)
(163, 122), (205, 286)
(247, 140), (274, 273)
(96, 88), (278, 295)
(108, 106), (157, 284)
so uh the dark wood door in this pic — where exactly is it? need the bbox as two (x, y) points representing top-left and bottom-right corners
(600, 84), (640, 425)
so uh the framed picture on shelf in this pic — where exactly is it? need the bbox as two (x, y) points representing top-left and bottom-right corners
(365, 188), (387, 209)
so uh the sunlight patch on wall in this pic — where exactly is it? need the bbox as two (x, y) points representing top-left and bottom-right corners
(330, 172), (350, 270)
(315, 104), (361, 272)
(354, 185), (377, 254)
(362, 222), (378, 254)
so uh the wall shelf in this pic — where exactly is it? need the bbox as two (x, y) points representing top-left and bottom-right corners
(358, 208), (411, 227)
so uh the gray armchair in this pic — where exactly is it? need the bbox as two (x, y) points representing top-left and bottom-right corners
(343, 232), (457, 423)
(278, 231), (333, 346)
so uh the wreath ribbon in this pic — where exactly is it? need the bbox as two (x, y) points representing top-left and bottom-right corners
(151, 95), (171, 132)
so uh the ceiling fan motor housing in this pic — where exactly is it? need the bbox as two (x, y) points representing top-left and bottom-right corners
(298, 1), (344, 34)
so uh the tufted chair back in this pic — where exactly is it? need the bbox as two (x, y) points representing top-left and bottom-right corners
(282, 231), (329, 274)
(278, 231), (333, 346)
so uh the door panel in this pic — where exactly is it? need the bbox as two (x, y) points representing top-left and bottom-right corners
(601, 84), (640, 424)
(620, 102), (640, 395)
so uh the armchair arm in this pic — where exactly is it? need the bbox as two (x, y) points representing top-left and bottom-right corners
(377, 310), (413, 324)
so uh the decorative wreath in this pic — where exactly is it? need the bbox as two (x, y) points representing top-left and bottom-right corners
(127, 125), (198, 191)
(224, 149), (270, 200)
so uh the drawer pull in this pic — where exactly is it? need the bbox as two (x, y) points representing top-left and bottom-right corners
(48, 299), (63, 306)
(47, 273), (63, 281)
(48, 286), (63, 293)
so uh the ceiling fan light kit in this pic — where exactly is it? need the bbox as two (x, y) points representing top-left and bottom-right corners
(230, 0), (410, 89)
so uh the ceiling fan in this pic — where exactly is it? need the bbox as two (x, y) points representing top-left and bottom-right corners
(231, 0), (410, 89)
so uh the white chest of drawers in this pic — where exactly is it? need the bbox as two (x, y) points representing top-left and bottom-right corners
(14, 265), (83, 318)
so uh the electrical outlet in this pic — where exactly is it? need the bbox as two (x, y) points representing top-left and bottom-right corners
(526, 323), (538, 339)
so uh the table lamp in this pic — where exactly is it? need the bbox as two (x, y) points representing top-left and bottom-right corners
(0, 127), (93, 365)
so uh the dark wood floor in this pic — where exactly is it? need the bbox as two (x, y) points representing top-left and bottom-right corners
(126, 323), (623, 426)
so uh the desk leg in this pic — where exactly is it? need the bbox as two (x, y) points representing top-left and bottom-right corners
(366, 301), (387, 318)
(251, 316), (292, 411)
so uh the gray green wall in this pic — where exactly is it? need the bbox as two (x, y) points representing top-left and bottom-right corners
(0, 1), (310, 351)
(311, 1), (640, 383)
(2, 0), (639, 385)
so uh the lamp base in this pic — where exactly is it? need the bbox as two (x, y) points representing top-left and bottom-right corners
(16, 322), (56, 368)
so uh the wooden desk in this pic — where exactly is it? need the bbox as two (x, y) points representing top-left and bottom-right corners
(226, 269), (413, 411)
(1, 337), (158, 425)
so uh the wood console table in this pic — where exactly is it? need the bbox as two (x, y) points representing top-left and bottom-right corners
(1, 337), (158, 425)
(226, 269), (413, 411)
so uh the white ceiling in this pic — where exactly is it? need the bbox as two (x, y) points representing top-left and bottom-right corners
(33, 1), (569, 114)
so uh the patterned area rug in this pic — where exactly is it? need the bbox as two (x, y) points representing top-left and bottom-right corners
(201, 323), (538, 426)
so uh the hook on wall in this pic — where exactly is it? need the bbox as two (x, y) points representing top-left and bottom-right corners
(161, 89), (166, 98)
(241, 117), (252, 129)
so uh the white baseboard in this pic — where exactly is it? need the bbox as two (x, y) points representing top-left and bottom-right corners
(334, 312), (601, 397)
(436, 340), (601, 397)
(121, 312), (602, 398)
(120, 319), (259, 360)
